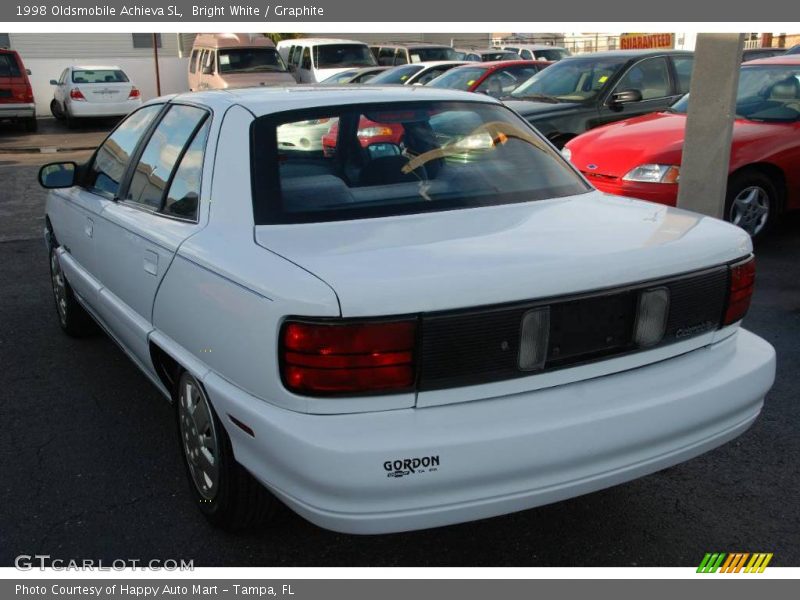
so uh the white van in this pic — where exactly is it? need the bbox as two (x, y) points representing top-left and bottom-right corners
(188, 33), (296, 91)
(276, 38), (378, 83)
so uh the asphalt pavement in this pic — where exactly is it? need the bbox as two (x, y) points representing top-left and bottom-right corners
(0, 149), (798, 567)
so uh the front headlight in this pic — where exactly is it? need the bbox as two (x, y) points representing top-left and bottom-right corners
(622, 164), (680, 184)
(561, 147), (572, 162)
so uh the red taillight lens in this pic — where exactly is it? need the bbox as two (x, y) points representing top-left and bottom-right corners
(724, 256), (756, 325)
(281, 320), (417, 395)
(128, 87), (141, 99)
(24, 84), (34, 103)
(69, 88), (86, 101)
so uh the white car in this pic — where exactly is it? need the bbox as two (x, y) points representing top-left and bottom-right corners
(366, 61), (468, 86)
(49, 65), (142, 127)
(39, 87), (776, 534)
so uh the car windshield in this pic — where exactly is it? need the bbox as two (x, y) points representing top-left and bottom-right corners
(671, 65), (800, 122)
(71, 69), (129, 84)
(427, 66), (487, 90)
(409, 47), (459, 62)
(368, 65), (425, 84)
(218, 48), (287, 73)
(510, 57), (626, 102)
(480, 51), (519, 61)
(314, 44), (377, 68)
(252, 100), (590, 224)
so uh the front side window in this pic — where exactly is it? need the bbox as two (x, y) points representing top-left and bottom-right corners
(301, 47), (311, 70)
(87, 105), (162, 198)
(614, 57), (671, 100)
(511, 57), (626, 102)
(72, 69), (129, 84)
(125, 105), (208, 210)
(252, 101), (590, 224)
(313, 44), (376, 69)
(218, 48), (287, 73)
(378, 47), (396, 66)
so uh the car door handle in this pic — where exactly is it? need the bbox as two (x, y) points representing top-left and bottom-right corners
(84, 218), (93, 238)
(143, 249), (158, 276)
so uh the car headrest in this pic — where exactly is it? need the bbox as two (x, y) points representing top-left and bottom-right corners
(769, 77), (800, 100)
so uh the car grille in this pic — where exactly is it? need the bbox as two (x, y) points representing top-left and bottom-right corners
(418, 265), (728, 390)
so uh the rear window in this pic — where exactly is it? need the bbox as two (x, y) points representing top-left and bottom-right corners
(368, 65), (425, 84)
(313, 44), (376, 69)
(72, 69), (129, 84)
(251, 100), (590, 224)
(0, 53), (22, 78)
(427, 66), (487, 90)
(534, 48), (570, 61)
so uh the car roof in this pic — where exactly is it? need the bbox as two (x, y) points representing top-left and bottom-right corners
(171, 85), (500, 116)
(277, 38), (366, 46)
(562, 49), (692, 60)
(504, 44), (568, 50)
(193, 33), (275, 49)
(70, 65), (124, 70)
(372, 42), (452, 48)
(743, 54), (800, 66)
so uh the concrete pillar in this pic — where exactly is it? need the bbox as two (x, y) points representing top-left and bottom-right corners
(676, 33), (745, 218)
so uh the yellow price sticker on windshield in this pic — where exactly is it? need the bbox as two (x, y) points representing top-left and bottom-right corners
(467, 80), (476, 86)
(598, 75), (608, 83)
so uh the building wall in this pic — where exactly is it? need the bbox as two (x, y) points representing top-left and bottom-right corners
(7, 33), (181, 59)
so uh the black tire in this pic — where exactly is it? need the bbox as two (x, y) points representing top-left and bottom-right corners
(24, 117), (38, 132)
(176, 371), (276, 530)
(724, 169), (779, 239)
(50, 100), (65, 120)
(48, 244), (97, 337)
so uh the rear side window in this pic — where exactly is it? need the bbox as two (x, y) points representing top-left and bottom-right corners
(163, 119), (210, 220)
(72, 69), (129, 84)
(125, 105), (208, 212)
(0, 53), (22, 77)
(88, 104), (162, 198)
(252, 100), (590, 224)
(189, 50), (199, 74)
(378, 47), (395, 66)
(301, 47), (311, 70)
(672, 56), (694, 94)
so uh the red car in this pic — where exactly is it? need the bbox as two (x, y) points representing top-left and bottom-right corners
(565, 55), (800, 238)
(426, 60), (551, 97)
(322, 116), (404, 156)
(0, 48), (36, 131)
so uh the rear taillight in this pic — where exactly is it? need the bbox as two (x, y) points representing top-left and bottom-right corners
(69, 88), (86, 101)
(128, 87), (141, 99)
(23, 83), (34, 103)
(281, 319), (417, 395)
(723, 256), (756, 325)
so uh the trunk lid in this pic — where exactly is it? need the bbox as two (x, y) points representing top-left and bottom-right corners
(255, 190), (750, 318)
(80, 81), (133, 103)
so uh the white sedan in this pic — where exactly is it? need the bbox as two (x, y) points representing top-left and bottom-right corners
(39, 86), (775, 534)
(49, 65), (142, 127)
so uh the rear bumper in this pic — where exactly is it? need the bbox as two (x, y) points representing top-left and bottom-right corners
(68, 99), (141, 118)
(204, 328), (775, 534)
(0, 103), (35, 119)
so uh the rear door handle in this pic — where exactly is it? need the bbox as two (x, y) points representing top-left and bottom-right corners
(143, 249), (158, 276)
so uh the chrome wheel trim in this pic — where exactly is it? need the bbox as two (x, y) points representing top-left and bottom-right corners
(730, 185), (770, 237)
(50, 251), (68, 326)
(178, 375), (220, 500)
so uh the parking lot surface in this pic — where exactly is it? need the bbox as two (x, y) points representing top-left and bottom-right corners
(0, 150), (798, 567)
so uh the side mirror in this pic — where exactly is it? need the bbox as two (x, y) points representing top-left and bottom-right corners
(26, 69), (32, 75)
(610, 89), (643, 105)
(49, 79), (58, 85)
(39, 162), (77, 189)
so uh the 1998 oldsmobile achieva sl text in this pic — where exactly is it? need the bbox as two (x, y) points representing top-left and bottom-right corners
(39, 86), (776, 534)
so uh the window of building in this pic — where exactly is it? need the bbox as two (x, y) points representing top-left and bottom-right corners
(132, 33), (162, 49)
